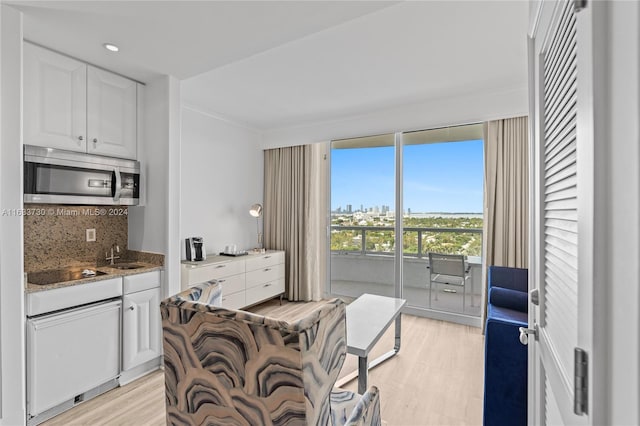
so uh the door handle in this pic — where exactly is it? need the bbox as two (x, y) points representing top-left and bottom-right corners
(519, 324), (538, 345)
(112, 167), (122, 201)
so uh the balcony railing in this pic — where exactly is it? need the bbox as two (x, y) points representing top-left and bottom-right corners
(330, 225), (483, 258)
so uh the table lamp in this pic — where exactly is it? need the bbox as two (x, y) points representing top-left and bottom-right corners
(249, 203), (263, 249)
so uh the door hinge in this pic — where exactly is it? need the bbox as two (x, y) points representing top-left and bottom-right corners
(574, 348), (588, 415)
(574, 0), (587, 13)
(530, 288), (540, 306)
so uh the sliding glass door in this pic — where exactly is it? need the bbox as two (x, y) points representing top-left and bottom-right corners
(330, 134), (396, 298)
(329, 124), (484, 324)
(402, 126), (484, 317)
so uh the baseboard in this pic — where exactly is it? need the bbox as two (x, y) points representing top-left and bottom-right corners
(27, 378), (118, 426)
(402, 305), (482, 327)
(118, 357), (163, 386)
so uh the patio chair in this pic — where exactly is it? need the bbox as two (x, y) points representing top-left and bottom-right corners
(428, 252), (471, 311)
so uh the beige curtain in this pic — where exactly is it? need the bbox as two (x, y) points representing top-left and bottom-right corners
(482, 116), (529, 323)
(263, 144), (327, 301)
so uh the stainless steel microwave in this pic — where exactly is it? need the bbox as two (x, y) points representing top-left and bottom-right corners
(24, 145), (140, 205)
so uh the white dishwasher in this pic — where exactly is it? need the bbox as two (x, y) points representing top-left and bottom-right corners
(26, 278), (122, 425)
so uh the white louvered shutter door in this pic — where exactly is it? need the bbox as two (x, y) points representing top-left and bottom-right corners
(541, 0), (578, 392)
(529, 0), (600, 424)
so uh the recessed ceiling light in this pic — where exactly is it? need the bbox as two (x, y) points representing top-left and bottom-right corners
(103, 43), (119, 52)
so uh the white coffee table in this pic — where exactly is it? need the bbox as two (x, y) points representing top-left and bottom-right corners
(336, 293), (407, 394)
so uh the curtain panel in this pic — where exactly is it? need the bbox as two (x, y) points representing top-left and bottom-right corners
(263, 144), (327, 301)
(482, 116), (529, 324)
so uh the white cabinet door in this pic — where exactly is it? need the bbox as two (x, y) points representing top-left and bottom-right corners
(87, 66), (137, 159)
(23, 42), (87, 152)
(122, 288), (161, 371)
(27, 300), (121, 416)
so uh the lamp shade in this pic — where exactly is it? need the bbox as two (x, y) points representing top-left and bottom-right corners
(249, 203), (263, 218)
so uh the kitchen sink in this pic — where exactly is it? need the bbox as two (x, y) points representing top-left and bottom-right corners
(28, 268), (107, 285)
(110, 263), (144, 270)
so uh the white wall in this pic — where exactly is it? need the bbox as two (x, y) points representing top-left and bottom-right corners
(180, 107), (263, 257)
(0, 5), (25, 424)
(604, 1), (639, 423)
(128, 75), (182, 298)
(261, 85), (528, 148)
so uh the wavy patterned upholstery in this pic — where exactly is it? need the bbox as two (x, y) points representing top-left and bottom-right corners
(161, 282), (381, 426)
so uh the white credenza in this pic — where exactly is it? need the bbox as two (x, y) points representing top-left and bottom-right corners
(181, 250), (285, 310)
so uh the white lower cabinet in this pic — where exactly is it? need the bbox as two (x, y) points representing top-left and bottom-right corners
(27, 299), (122, 422)
(122, 287), (161, 370)
(120, 270), (162, 383)
(25, 269), (163, 424)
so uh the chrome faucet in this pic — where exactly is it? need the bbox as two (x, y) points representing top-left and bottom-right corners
(106, 245), (120, 265)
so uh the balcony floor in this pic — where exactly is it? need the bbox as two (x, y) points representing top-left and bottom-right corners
(331, 279), (482, 318)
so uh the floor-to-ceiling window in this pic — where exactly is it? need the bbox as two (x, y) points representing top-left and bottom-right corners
(329, 124), (484, 325)
(330, 134), (396, 298)
(401, 126), (484, 320)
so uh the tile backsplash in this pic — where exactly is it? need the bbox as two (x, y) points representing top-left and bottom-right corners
(24, 204), (129, 272)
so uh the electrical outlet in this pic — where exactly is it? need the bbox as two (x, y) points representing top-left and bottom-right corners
(86, 228), (96, 242)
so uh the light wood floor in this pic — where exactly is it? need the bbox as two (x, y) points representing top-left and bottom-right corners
(42, 299), (484, 426)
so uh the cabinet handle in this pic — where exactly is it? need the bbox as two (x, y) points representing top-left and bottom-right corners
(217, 279), (226, 283)
(93, 138), (98, 146)
(215, 265), (226, 269)
(78, 135), (84, 141)
(263, 256), (271, 259)
(128, 306), (134, 311)
(222, 298), (227, 301)
(264, 268), (271, 272)
(264, 283), (272, 287)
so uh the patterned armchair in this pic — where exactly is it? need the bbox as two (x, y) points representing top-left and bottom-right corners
(161, 282), (381, 426)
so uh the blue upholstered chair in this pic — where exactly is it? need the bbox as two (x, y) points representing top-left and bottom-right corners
(483, 266), (528, 426)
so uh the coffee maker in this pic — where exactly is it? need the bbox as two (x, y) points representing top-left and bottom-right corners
(185, 237), (206, 261)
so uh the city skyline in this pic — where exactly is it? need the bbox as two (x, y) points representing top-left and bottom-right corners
(331, 139), (484, 213)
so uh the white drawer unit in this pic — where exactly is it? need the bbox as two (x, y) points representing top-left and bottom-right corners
(215, 273), (245, 296)
(245, 251), (285, 272)
(246, 278), (286, 307)
(182, 260), (244, 286)
(246, 265), (283, 288)
(221, 291), (246, 310)
(181, 250), (285, 310)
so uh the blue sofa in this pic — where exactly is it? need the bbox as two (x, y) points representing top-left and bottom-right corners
(483, 266), (528, 426)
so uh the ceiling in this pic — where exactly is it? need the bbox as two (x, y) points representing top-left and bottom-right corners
(8, 1), (529, 131)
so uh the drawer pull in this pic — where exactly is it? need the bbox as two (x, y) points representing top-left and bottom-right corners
(264, 283), (272, 287)
(222, 298), (227, 301)
(215, 265), (226, 269)
(217, 279), (226, 283)
(264, 268), (271, 272)
(263, 255), (271, 259)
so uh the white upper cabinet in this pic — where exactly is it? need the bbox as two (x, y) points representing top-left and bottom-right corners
(24, 43), (87, 153)
(87, 67), (137, 159)
(23, 42), (138, 159)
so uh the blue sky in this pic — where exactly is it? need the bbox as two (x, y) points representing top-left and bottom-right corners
(331, 139), (484, 213)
